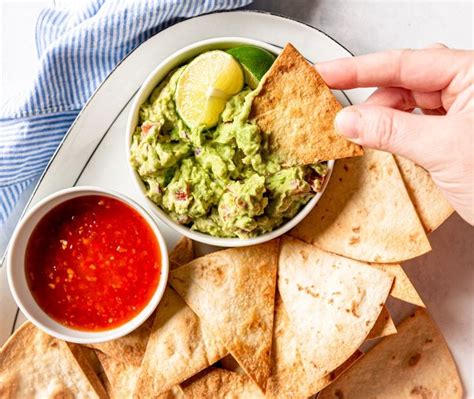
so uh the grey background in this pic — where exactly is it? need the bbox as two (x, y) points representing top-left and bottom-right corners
(248, 0), (473, 52)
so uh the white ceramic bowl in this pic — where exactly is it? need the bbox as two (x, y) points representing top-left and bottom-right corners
(7, 186), (169, 344)
(126, 37), (334, 247)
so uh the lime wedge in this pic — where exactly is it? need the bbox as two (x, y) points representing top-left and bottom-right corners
(175, 50), (244, 129)
(227, 46), (276, 89)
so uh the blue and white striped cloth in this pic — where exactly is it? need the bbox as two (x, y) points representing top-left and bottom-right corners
(0, 0), (252, 228)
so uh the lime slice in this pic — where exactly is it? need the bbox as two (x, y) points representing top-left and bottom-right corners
(175, 50), (244, 129)
(227, 46), (276, 89)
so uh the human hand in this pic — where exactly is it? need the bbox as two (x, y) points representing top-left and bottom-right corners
(316, 46), (474, 225)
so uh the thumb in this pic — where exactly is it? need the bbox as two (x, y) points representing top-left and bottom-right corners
(334, 105), (448, 169)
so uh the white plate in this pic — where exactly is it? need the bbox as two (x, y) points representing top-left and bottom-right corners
(0, 10), (471, 395)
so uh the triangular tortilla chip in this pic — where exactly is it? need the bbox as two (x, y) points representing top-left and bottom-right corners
(366, 305), (397, 340)
(250, 43), (363, 165)
(220, 355), (245, 375)
(86, 314), (153, 367)
(134, 286), (228, 397)
(266, 293), (312, 398)
(96, 352), (183, 399)
(395, 155), (453, 233)
(170, 237), (194, 270)
(74, 345), (105, 381)
(170, 240), (279, 391)
(316, 349), (363, 389)
(291, 149), (431, 262)
(96, 351), (140, 399)
(267, 293), (364, 398)
(134, 237), (227, 398)
(372, 263), (425, 307)
(318, 309), (463, 399)
(180, 368), (263, 398)
(0, 322), (107, 398)
(278, 236), (393, 382)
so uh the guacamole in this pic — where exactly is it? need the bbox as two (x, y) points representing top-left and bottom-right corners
(130, 64), (328, 238)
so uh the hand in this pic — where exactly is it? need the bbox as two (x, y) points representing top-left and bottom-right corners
(316, 45), (474, 225)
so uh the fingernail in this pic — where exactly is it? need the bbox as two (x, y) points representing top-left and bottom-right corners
(335, 108), (361, 139)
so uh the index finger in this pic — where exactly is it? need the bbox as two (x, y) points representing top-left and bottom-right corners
(315, 48), (468, 91)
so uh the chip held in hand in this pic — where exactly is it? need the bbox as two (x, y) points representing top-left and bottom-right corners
(250, 43), (364, 165)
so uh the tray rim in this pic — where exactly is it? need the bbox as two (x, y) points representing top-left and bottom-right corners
(1, 9), (359, 264)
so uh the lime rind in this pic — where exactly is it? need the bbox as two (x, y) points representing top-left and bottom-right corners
(227, 46), (276, 89)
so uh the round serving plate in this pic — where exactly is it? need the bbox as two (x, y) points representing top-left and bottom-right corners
(0, 11), (470, 394)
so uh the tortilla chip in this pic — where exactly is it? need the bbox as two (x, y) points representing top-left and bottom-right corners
(395, 155), (453, 233)
(306, 349), (364, 396)
(170, 237), (194, 270)
(220, 355), (245, 375)
(277, 236), (393, 382)
(134, 237), (227, 398)
(266, 293), (311, 398)
(87, 314), (153, 367)
(250, 43), (363, 165)
(76, 345), (104, 379)
(170, 240), (279, 391)
(291, 149), (431, 262)
(318, 309), (463, 399)
(0, 322), (107, 398)
(366, 305), (397, 340)
(134, 286), (228, 397)
(180, 368), (263, 398)
(158, 387), (186, 399)
(267, 294), (364, 398)
(96, 352), (140, 399)
(373, 263), (425, 307)
(97, 351), (184, 399)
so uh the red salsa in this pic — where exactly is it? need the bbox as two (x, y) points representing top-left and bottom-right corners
(25, 195), (161, 331)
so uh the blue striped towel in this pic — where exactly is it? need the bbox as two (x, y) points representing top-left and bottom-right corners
(0, 0), (252, 231)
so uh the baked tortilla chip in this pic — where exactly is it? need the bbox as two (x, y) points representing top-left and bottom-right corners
(96, 352), (140, 399)
(395, 155), (453, 233)
(170, 237), (194, 270)
(97, 352), (183, 399)
(180, 368), (263, 398)
(319, 309), (463, 399)
(308, 350), (364, 396)
(87, 315), (153, 367)
(266, 293), (311, 398)
(291, 149), (431, 262)
(250, 43), (363, 165)
(267, 294), (364, 398)
(278, 236), (393, 382)
(170, 240), (279, 391)
(220, 355), (245, 375)
(366, 305), (397, 340)
(134, 238), (227, 398)
(373, 263), (425, 307)
(76, 345), (105, 380)
(0, 322), (107, 398)
(134, 286), (228, 397)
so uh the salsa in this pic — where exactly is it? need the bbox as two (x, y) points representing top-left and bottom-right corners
(25, 195), (161, 331)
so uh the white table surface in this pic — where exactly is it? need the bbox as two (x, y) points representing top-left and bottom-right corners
(1, 0), (473, 396)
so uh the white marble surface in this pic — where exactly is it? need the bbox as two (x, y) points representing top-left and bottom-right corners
(1, 0), (473, 396)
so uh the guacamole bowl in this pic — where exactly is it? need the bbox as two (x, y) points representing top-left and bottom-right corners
(126, 37), (334, 247)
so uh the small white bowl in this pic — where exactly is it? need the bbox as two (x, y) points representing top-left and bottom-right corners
(7, 186), (169, 344)
(126, 37), (334, 247)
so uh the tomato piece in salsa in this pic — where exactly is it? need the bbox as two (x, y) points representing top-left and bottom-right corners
(25, 195), (161, 331)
